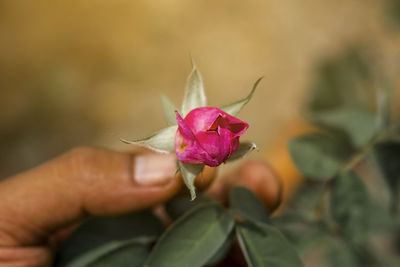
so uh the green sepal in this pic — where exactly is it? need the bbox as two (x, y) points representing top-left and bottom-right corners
(181, 61), (207, 116)
(121, 126), (177, 153)
(221, 77), (263, 116)
(228, 142), (258, 162)
(177, 161), (205, 200)
(161, 94), (179, 125)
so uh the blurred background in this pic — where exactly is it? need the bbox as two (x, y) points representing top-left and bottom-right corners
(0, 0), (399, 179)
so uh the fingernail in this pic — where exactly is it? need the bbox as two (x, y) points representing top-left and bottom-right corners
(134, 154), (177, 186)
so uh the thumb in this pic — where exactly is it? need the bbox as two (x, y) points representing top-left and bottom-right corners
(0, 147), (184, 246)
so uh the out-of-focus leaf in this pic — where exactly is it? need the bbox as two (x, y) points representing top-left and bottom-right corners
(221, 77), (262, 116)
(178, 161), (204, 200)
(236, 221), (304, 267)
(305, 50), (375, 148)
(181, 63), (206, 116)
(144, 203), (235, 267)
(227, 142), (257, 162)
(279, 181), (326, 223)
(165, 194), (214, 220)
(54, 211), (163, 266)
(288, 132), (347, 180)
(67, 237), (154, 267)
(230, 186), (269, 223)
(121, 126), (177, 153)
(307, 107), (376, 147)
(373, 142), (400, 212)
(161, 95), (179, 125)
(307, 50), (370, 111)
(376, 80), (392, 131)
(330, 171), (372, 244)
(328, 241), (361, 267)
(388, 0), (400, 29)
(206, 231), (235, 266)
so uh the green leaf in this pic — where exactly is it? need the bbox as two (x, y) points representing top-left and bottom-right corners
(236, 221), (304, 267)
(121, 125), (177, 153)
(307, 107), (376, 147)
(307, 50), (370, 111)
(165, 194), (214, 220)
(288, 132), (347, 180)
(330, 171), (372, 244)
(230, 186), (269, 223)
(372, 142), (400, 212)
(161, 94), (179, 126)
(55, 211), (164, 266)
(181, 63), (206, 116)
(388, 0), (400, 29)
(376, 81), (392, 131)
(206, 231), (235, 266)
(328, 241), (361, 267)
(221, 77), (263, 116)
(177, 161), (204, 200)
(67, 237), (154, 267)
(227, 142), (257, 162)
(144, 203), (235, 267)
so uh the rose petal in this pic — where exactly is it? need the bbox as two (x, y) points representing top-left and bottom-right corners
(184, 107), (222, 134)
(196, 128), (231, 164)
(175, 111), (218, 166)
(231, 137), (240, 155)
(224, 115), (249, 138)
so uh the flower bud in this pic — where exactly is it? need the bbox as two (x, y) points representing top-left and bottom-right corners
(175, 107), (249, 167)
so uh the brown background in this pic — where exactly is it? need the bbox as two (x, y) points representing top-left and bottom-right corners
(1, 0), (399, 178)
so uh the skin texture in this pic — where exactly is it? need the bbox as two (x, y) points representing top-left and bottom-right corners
(0, 147), (189, 266)
(0, 147), (281, 266)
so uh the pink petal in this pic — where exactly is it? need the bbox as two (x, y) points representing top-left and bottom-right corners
(224, 115), (249, 138)
(230, 137), (240, 155)
(175, 111), (218, 166)
(196, 127), (231, 164)
(184, 107), (223, 134)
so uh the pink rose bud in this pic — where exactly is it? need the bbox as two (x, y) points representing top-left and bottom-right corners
(175, 107), (249, 167)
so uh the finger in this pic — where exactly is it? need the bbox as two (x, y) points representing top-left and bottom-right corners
(0, 247), (52, 267)
(194, 166), (217, 191)
(206, 160), (282, 212)
(0, 147), (187, 246)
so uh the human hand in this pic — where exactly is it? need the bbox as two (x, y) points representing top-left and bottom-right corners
(0, 147), (216, 266)
(0, 147), (282, 267)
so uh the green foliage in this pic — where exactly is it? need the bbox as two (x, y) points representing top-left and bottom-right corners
(144, 203), (235, 267)
(230, 186), (269, 223)
(387, 0), (400, 29)
(236, 221), (304, 267)
(288, 132), (347, 180)
(205, 231), (235, 266)
(56, 187), (304, 266)
(284, 48), (400, 266)
(221, 77), (263, 116)
(307, 107), (376, 147)
(306, 50), (370, 112)
(373, 141), (400, 212)
(55, 211), (163, 266)
(67, 237), (153, 267)
(330, 171), (373, 244)
(305, 50), (376, 149)
(328, 241), (361, 267)
(165, 194), (214, 220)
